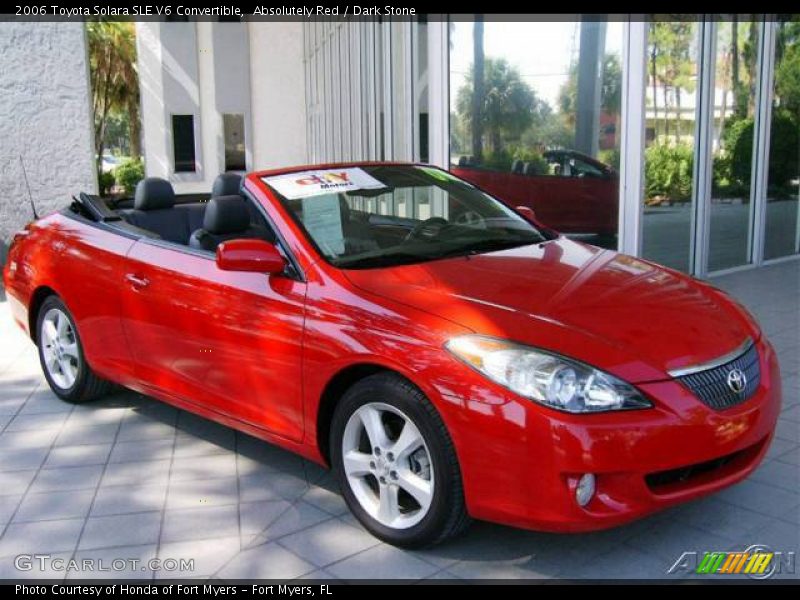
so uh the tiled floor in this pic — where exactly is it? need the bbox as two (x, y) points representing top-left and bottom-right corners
(0, 262), (798, 581)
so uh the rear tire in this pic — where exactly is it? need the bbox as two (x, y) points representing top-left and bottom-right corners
(330, 372), (471, 548)
(36, 296), (111, 403)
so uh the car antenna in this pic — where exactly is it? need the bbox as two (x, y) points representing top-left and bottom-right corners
(19, 155), (39, 220)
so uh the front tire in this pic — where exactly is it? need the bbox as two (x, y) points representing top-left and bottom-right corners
(330, 373), (470, 548)
(36, 296), (111, 403)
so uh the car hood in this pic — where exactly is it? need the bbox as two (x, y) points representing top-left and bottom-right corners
(342, 238), (759, 383)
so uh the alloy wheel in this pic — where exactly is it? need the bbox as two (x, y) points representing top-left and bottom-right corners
(341, 402), (434, 529)
(40, 307), (80, 390)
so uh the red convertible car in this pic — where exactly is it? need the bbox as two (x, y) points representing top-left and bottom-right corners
(451, 150), (618, 237)
(3, 163), (781, 548)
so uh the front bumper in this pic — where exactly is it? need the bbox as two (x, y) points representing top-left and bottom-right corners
(434, 337), (782, 532)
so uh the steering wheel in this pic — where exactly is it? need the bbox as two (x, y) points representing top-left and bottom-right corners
(454, 210), (487, 229)
(405, 217), (450, 242)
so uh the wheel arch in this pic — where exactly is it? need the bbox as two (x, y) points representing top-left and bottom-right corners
(315, 362), (442, 466)
(28, 285), (60, 343)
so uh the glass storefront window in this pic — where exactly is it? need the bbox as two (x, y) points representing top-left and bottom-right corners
(764, 15), (800, 260)
(708, 18), (760, 272)
(641, 19), (700, 272)
(449, 18), (623, 249)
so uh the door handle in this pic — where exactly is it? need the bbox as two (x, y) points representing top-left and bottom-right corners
(125, 274), (150, 289)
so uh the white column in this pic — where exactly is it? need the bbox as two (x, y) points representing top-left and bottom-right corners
(427, 17), (449, 169)
(751, 18), (776, 265)
(618, 18), (647, 256)
(690, 19), (717, 277)
(249, 22), (308, 168)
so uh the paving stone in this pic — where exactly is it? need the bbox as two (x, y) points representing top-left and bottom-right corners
(0, 518), (84, 557)
(78, 511), (163, 550)
(155, 536), (241, 579)
(327, 544), (439, 580)
(27, 464), (105, 493)
(91, 483), (168, 517)
(161, 505), (240, 543)
(278, 519), (378, 568)
(216, 542), (315, 580)
(13, 489), (95, 523)
(69, 544), (159, 580)
(44, 443), (113, 468)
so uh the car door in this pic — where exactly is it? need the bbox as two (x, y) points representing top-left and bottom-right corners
(119, 238), (306, 442)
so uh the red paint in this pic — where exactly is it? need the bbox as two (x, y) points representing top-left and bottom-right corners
(2, 162), (780, 533)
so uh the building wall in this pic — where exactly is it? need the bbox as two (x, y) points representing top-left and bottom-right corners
(138, 21), (307, 194)
(302, 21), (425, 164)
(249, 22), (307, 169)
(0, 22), (96, 265)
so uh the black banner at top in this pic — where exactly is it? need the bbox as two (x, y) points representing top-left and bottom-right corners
(1, 2), (796, 22)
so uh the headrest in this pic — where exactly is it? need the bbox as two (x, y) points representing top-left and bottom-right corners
(203, 196), (250, 234)
(134, 177), (175, 211)
(211, 173), (243, 198)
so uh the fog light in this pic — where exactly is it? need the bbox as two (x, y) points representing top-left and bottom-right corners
(575, 473), (595, 507)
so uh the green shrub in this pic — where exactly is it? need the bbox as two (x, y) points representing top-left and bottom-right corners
(597, 148), (620, 171)
(511, 147), (548, 175)
(725, 113), (799, 189)
(644, 143), (694, 202)
(114, 157), (145, 195)
(98, 171), (115, 197)
(481, 148), (514, 171)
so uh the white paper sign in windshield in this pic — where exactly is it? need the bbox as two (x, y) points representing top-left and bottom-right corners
(302, 195), (345, 256)
(263, 167), (386, 200)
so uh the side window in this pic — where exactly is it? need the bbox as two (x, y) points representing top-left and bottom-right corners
(223, 114), (246, 171)
(171, 115), (197, 173)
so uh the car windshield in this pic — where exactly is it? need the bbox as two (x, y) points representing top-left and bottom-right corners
(262, 165), (550, 269)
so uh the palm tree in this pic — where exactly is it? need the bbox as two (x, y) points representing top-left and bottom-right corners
(87, 21), (140, 177)
(456, 57), (538, 155)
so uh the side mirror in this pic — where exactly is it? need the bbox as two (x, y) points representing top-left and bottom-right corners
(516, 206), (537, 222)
(216, 239), (286, 274)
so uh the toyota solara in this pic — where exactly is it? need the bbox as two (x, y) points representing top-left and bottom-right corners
(2, 163), (781, 547)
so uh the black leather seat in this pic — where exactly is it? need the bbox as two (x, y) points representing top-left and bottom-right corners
(211, 172), (264, 225)
(120, 178), (189, 243)
(211, 173), (242, 198)
(120, 177), (207, 245)
(189, 195), (274, 252)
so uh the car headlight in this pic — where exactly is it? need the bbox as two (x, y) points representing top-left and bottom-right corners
(445, 335), (652, 413)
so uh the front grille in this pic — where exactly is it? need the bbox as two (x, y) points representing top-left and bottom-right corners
(677, 343), (760, 410)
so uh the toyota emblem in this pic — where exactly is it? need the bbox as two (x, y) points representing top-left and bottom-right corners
(726, 368), (747, 394)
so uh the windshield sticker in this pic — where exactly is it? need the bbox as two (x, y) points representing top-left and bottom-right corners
(263, 167), (386, 200)
(302, 195), (345, 256)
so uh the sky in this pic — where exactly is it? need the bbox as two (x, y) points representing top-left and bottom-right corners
(449, 20), (624, 111)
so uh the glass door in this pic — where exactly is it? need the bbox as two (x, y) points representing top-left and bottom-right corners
(764, 15), (800, 261)
(707, 17), (760, 272)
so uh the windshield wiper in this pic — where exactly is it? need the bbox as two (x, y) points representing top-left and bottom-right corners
(434, 237), (540, 259)
(336, 251), (430, 270)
